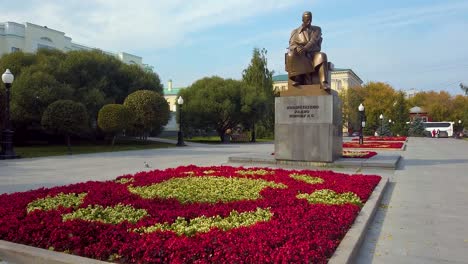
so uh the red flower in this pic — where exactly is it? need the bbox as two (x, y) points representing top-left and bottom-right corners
(0, 166), (381, 263)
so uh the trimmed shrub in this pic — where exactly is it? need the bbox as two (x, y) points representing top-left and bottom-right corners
(97, 104), (131, 145)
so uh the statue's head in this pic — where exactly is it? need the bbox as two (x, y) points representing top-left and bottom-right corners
(302, 11), (312, 26)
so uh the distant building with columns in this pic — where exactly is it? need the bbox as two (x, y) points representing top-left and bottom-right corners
(0, 21), (146, 67)
(272, 68), (363, 93)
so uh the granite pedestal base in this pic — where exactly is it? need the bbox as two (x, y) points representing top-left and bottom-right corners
(275, 91), (342, 162)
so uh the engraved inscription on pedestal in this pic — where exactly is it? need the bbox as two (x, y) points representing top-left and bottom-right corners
(274, 91), (342, 162)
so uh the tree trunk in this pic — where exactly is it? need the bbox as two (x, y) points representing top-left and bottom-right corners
(111, 135), (116, 147)
(66, 134), (72, 155)
(250, 122), (256, 142)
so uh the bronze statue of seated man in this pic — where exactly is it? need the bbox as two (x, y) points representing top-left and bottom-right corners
(286, 11), (330, 91)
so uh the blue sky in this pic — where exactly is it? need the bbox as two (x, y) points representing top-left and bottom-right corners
(2, 0), (468, 94)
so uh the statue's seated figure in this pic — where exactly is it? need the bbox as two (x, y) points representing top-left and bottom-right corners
(285, 11), (330, 91)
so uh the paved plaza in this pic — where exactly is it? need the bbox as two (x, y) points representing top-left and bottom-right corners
(0, 137), (467, 263)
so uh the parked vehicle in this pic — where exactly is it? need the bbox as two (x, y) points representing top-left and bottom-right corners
(423, 122), (454, 137)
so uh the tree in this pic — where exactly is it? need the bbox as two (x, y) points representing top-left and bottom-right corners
(11, 68), (73, 126)
(390, 91), (410, 136)
(179, 77), (244, 142)
(460, 83), (468, 96)
(123, 90), (170, 139)
(41, 100), (88, 153)
(1, 49), (165, 142)
(97, 104), (131, 146)
(341, 86), (364, 135)
(408, 117), (426, 137)
(349, 82), (397, 135)
(241, 48), (274, 141)
(0, 51), (36, 79)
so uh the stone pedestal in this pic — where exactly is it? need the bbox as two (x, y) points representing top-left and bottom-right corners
(275, 90), (342, 162)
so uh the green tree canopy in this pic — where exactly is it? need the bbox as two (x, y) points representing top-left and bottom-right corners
(123, 90), (170, 137)
(97, 104), (131, 145)
(0, 49), (163, 142)
(241, 48), (274, 140)
(179, 77), (244, 142)
(11, 68), (73, 126)
(41, 100), (88, 153)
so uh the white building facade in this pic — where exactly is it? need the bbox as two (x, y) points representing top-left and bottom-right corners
(0, 21), (143, 66)
(273, 68), (363, 93)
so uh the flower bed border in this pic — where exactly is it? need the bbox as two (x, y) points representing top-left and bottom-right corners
(343, 141), (406, 151)
(351, 136), (407, 142)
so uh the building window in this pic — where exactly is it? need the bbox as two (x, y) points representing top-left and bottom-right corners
(40, 37), (53, 43)
(37, 44), (54, 50)
(11, 47), (20, 52)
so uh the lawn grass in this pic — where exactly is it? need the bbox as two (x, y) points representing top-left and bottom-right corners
(161, 135), (273, 144)
(15, 138), (174, 158)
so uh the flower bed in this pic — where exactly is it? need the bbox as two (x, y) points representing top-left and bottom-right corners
(0, 166), (381, 263)
(342, 150), (377, 159)
(351, 136), (407, 142)
(343, 141), (404, 149)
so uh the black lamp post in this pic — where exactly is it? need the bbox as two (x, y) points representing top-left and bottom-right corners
(1, 69), (19, 159)
(379, 114), (384, 137)
(358, 103), (365, 145)
(176, 96), (186, 146)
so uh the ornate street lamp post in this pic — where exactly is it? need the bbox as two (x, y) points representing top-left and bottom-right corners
(358, 103), (365, 145)
(379, 114), (384, 137)
(458, 120), (462, 138)
(1, 69), (19, 159)
(176, 96), (186, 146)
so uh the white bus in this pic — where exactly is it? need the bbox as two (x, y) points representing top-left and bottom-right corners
(423, 122), (454, 137)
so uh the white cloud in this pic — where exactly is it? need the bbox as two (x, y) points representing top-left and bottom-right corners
(1, 0), (304, 52)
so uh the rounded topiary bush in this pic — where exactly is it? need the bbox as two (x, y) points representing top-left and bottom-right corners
(41, 100), (88, 152)
(97, 104), (131, 145)
(123, 90), (170, 137)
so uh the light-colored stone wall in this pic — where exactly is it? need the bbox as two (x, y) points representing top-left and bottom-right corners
(0, 21), (143, 67)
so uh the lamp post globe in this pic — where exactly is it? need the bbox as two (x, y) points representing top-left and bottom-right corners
(379, 114), (384, 137)
(1, 69), (19, 159)
(358, 103), (365, 144)
(176, 96), (186, 146)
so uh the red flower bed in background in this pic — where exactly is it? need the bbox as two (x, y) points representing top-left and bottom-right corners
(0, 166), (381, 263)
(351, 136), (407, 142)
(342, 150), (377, 159)
(343, 141), (404, 149)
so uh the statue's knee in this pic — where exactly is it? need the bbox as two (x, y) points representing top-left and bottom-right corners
(316, 52), (327, 61)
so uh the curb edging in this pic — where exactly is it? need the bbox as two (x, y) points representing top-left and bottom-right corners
(0, 240), (111, 264)
(328, 174), (389, 264)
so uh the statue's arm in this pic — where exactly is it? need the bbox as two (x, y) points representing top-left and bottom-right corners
(288, 29), (299, 52)
(304, 27), (322, 52)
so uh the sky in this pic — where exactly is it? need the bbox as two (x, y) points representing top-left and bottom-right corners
(2, 0), (468, 95)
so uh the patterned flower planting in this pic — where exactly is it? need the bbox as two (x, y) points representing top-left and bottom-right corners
(342, 150), (378, 159)
(0, 165), (381, 263)
(351, 136), (407, 142)
(343, 141), (404, 149)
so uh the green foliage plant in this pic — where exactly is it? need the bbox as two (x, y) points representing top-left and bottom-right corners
(97, 104), (131, 146)
(297, 189), (363, 207)
(289, 173), (324, 184)
(123, 90), (169, 138)
(133, 207), (272, 236)
(27, 192), (87, 213)
(128, 176), (287, 204)
(41, 100), (88, 154)
(62, 204), (148, 224)
(408, 116), (426, 137)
